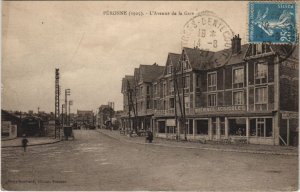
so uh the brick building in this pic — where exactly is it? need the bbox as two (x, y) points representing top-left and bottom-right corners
(121, 35), (298, 146)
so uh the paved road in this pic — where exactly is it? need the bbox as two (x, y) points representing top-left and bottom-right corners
(2, 130), (298, 191)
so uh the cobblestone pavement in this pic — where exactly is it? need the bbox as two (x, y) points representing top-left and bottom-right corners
(1, 130), (298, 191)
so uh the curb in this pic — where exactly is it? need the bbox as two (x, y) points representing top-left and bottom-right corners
(97, 130), (298, 156)
(1, 139), (61, 148)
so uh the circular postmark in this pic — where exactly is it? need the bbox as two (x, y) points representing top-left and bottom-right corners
(181, 11), (234, 67)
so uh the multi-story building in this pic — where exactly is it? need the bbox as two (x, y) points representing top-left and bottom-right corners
(121, 35), (298, 146)
(121, 64), (164, 132)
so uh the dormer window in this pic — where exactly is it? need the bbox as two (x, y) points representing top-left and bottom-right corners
(167, 65), (173, 74)
(252, 44), (271, 55)
(183, 61), (188, 70)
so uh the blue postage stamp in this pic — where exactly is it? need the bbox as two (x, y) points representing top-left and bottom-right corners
(249, 2), (296, 43)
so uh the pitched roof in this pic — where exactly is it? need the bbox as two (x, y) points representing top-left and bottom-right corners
(224, 44), (249, 65)
(138, 64), (164, 83)
(121, 75), (134, 92)
(183, 45), (250, 70)
(163, 53), (181, 75)
(182, 47), (214, 70)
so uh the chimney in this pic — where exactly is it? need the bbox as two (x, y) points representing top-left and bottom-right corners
(231, 34), (241, 54)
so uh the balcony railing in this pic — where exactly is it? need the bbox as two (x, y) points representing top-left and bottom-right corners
(248, 103), (275, 112)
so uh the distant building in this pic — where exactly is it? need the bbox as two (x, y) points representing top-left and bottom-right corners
(1, 110), (20, 138)
(76, 110), (94, 128)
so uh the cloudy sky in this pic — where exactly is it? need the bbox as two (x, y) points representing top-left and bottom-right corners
(2, 1), (247, 113)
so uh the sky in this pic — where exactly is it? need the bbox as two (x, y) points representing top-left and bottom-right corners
(2, 1), (248, 113)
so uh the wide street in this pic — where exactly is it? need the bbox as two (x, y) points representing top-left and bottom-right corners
(2, 130), (298, 191)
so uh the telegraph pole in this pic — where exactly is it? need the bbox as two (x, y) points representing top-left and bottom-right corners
(55, 68), (60, 139)
(181, 59), (187, 141)
(65, 89), (71, 126)
(61, 104), (64, 137)
(69, 100), (73, 126)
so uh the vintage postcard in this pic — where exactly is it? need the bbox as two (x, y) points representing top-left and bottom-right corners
(1, 1), (299, 191)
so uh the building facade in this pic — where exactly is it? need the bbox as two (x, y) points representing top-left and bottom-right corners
(121, 35), (298, 146)
(76, 110), (94, 128)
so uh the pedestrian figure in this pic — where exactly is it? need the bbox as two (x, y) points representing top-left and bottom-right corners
(22, 135), (28, 152)
(146, 131), (153, 143)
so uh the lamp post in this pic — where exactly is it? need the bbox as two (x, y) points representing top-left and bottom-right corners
(65, 89), (71, 126)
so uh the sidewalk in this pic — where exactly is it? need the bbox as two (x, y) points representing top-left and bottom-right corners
(1, 137), (61, 148)
(97, 129), (298, 156)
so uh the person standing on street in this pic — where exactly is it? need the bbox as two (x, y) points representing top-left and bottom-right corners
(22, 135), (28, 152)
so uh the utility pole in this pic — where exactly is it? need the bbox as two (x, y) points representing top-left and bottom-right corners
(181, 59), (187, 141)
(61, 104), (64, 137)
(65, 89), (71, 126)
(172, 62), (178, 140)
(55, 68), (60, 139)
(69, 100), (73, 126)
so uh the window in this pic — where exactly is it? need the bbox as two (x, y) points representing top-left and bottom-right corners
(140, 86), (143, 95)
(220, 117), (225, 135)
(208, 72), (217, 91)
(250, 118), (273, 137)
(233, 91), (244, 105)
(255, 87), (267, 103)
(229, 118), (246, 136)
(188, 119), (193, 135)
(146, 99), (151, 109)
(184, 76), (190, 89)
(257, 118), (264, 137)
(169, 80), (174, 93)
(208, 94), (217, 107)
(163, 82), (166, 97)
(158, 121), (166, 133)
(185, 96), (190, 108)
(256, 44), (262, 54)
(233, 68), (244, 88)
(153, 100), (157, 109)
(146, 86), (150, 94)
(196, 75), (200, 87)
(212, 117), (217, 135)
(255, 63), (268, 84)
(196, 120), (208, 135)
(183, 61), (189, 70)
(167, 65), (173, 74)
(169, 98), (175, 109)
(153, 84), (157, 94)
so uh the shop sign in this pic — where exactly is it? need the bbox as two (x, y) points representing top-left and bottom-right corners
(166, 119), (176, 126)
(195, 105), (246, 113)
(281, 111), (298, 119)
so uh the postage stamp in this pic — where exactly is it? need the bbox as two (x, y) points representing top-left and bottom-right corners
(249, 2), (296, 43)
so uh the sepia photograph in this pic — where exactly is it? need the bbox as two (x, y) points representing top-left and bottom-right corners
(1, 1), (299, 191)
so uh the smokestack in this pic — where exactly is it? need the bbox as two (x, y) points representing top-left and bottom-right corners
(231, 34), (241, 54)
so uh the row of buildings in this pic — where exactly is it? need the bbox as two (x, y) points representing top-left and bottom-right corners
(1, 106), (122, 138)
(121, 35), (298, 146)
